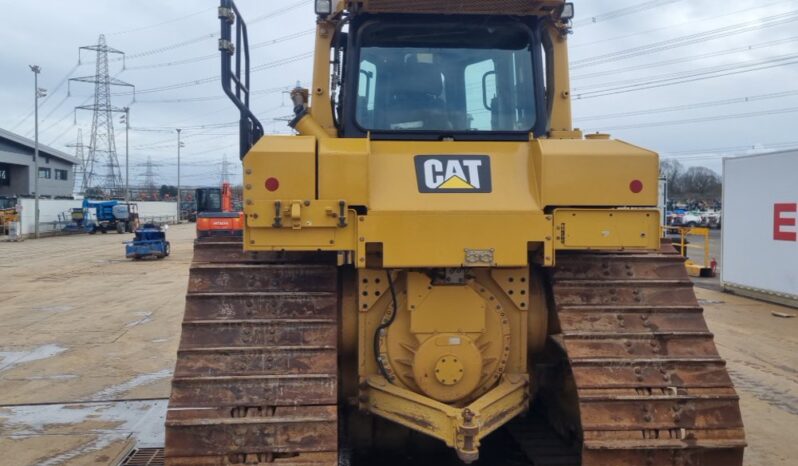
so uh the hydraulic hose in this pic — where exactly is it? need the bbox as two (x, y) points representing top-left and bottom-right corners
(373, 270), (399, 382)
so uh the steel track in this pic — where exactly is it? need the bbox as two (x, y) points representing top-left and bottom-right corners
(539, 244), (746, 466)
(164, 241), (745, 466)
(164, 239), (340, 465)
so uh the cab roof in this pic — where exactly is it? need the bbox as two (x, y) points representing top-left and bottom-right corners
(343, 0), (565, 16)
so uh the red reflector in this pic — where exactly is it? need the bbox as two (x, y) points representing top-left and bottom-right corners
(265, 177), (280, 192)
(630, 180), (644, 194)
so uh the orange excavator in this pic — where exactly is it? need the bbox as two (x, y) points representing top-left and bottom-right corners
(195, 181), (243, 238)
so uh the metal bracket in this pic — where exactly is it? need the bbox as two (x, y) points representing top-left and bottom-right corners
(272, 201), (282, 228)
(361, 374), (529, 462)
(432, 269), (466, 286)
(290, 201), (302, 230)
(338, 200), (348, 228)
(217, 6), (235, 23)
(218, 39), (235, 55)
(464, 249), (494, 266)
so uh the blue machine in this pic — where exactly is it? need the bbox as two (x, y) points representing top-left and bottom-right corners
(66, 199), (139, 234)
(126, 224), (171, 260)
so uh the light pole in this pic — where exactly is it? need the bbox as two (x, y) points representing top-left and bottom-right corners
(176, 128), (184, 223)
(120, 107), (130, 202)
(29, 65), (47, 239)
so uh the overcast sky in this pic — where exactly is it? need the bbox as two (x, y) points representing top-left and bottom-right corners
(2, 0), (797, 187)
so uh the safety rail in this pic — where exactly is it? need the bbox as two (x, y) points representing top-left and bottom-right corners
(662, 225), (716, 277)
(218, 0), (263, 159)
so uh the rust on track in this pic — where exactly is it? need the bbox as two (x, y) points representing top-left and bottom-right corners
(164, 239), (339, 465)
(535, 243), (746, 466)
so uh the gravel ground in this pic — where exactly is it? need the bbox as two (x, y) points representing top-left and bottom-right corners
(0, 225), (795, 465)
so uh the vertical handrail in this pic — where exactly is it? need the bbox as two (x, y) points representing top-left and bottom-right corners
(219, 0), (264, 159)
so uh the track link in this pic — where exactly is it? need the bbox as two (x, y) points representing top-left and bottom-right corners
(165, 239), (340, 465)
(540, 244), (746, 466)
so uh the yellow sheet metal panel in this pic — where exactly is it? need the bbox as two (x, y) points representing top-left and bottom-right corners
(243, 135), (316, 201)
(534, 139), (659, 208)
(245, 218), (357, 250)
(553, 208), (661, 250)
(407, 273), (486, 334)
(366, 141), (541, 213)
(248, 200), (347, 229)
(357, 212), (552, 268)
(318, 138), (369, 205)
(310, 23), (337, 136)
(546, 22), (575, 134)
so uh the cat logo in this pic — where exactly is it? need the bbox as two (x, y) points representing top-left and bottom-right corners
(415, 155), (492, 193)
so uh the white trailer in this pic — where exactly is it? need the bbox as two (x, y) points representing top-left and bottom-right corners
(722, 150), (798, 308)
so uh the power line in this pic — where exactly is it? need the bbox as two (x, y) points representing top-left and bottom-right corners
(570, 0), (796, 50)
(114, 53), (313, 96)
(11, 63), (81, 133)
(576, 51), (798, 91)
(572, 35), (798, 81)
(107, 6), (216, 36)
(594, 105), (798, 132)
(25, 94), (72, 138)
(48, 123), (81, 148)
(106, 0), (312, 64)
(660, 143), (798, 162)
(576, 89), (798, 122)
(249, 0), (312, 24)
(571, 10), (798, 68)
(125, 29), (314, 71)
(135, 85), (290, 104)
(573, 53), (798, 99)
(574, 0), (684, 27)
(662, 140), (798, 158)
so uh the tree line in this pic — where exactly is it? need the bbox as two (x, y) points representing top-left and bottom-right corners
(660, 159), (722, 201)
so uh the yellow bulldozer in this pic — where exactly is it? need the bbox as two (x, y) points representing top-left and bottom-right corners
(0, 198), (19, 236)
(165, 1), (745, 464)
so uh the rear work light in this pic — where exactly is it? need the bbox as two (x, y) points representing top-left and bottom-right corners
(315, 0), (332, 16)
(560, 2), (575, 21)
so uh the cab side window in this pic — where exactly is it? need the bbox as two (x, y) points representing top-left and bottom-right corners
(465, 60), (496, 131)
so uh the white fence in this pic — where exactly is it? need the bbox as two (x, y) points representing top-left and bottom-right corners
(13, 199), (179, 237)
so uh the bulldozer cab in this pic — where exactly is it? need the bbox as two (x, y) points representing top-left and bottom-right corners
(340, 16), (545, 138)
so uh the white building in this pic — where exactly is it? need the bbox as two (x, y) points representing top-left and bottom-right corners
(0, 127), (78, 198)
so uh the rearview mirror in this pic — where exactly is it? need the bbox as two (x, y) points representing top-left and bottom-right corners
(482, 71), (496, 111)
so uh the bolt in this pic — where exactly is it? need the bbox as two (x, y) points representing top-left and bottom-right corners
(462, 408), (475, 424)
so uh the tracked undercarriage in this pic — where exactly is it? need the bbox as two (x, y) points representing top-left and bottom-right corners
(165, 240), (744, 465)
(165, 239), (340, 465)
(532, 242), (746, 466)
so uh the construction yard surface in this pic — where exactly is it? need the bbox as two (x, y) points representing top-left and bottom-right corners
(0, 225), (796, 465)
